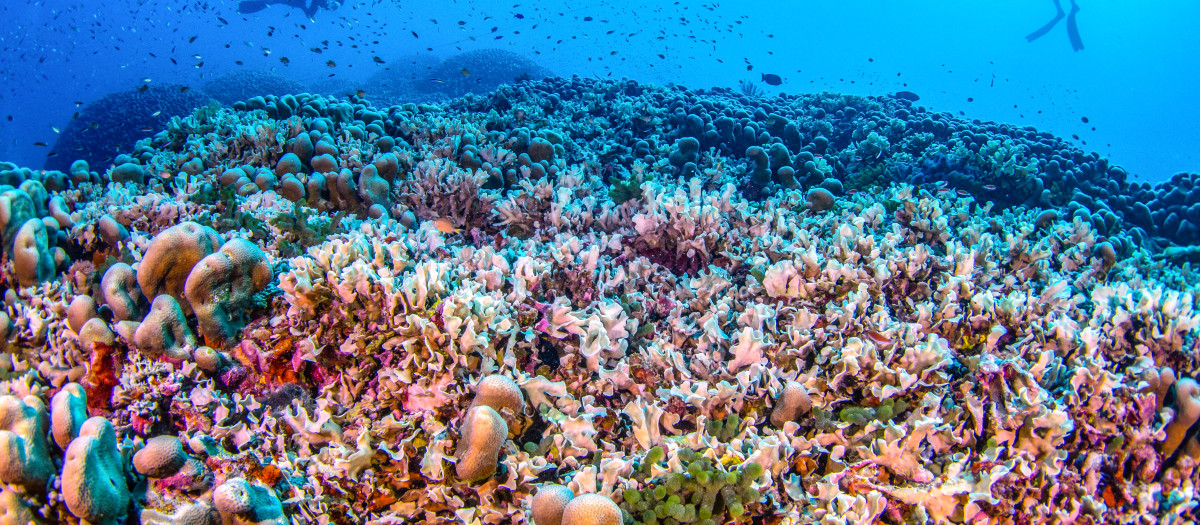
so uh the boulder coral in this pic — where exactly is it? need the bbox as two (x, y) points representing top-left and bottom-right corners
(454, 405), (507, 483)
(133, 294), (196, 360)
(101, 262), (144, 322)
(12, 218), (56, 287)
(183, 237), (272, 346)
(469, 374), (525, 422)
(137, 221), (223, 313)
(61, 417), (130, 524)
(531, 484), (575, 525)
(50, 383), (88, 449)
(0, 395), (52, 492)
(560, 494), (623, 525)
(133, 435), (189, 478)
(213, 478), (288, 525)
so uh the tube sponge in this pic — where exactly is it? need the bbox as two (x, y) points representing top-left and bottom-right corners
(50, 383), (88, 449)
(134, 294), (196, 360)
(471, 374), (525, 422)
(769, 381), (813, 428)
(561, 494), (623, 525)
(1163, 378), (1200, 458)
(137, 221), (222, 313)
(454, 405), (507, 483)
(12, 218), (56, 287)
(183, 238), (272, 346)
(62, 416), (130, 524)
(0, 395), (53, 491)
(531, 484), (575, 525)
(213, 477), (288, 525)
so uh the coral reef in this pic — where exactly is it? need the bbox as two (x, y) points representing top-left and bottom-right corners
(0, 76), (1199, 524)
(46, 84), (217, 172)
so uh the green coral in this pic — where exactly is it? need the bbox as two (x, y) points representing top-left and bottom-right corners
(838, 398), (909, 427)
(621, 448), (763, 525)
(610, 169), (653, 205)
(703, 413), (741, 443)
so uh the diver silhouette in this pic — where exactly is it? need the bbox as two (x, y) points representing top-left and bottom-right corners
(238, 0), (340, 17)
(1026, 0), (1084, 51)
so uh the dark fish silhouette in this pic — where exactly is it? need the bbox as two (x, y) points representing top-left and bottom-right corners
(894, 90), (920, 101)
(760, 73), (782, 86)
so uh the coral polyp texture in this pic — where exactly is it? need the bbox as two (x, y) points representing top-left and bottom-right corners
(2, 76), (1200, 524)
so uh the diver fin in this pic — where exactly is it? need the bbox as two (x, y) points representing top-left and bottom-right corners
(1025, 0), (1066, 42)
(1066, 0), (1084, 51)
(238, 0), (269, 14)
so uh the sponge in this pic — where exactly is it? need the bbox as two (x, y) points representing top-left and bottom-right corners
(0, 394), (53, 491)
(184, 238), (272, 346)
(560, 493), (623, 525)
(454, 405), (507, 483)
(61, 417), (130, 524)
(531, 484), (575, 525)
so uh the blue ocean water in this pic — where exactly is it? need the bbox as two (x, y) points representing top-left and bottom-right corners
(0, 0), (1196, 183)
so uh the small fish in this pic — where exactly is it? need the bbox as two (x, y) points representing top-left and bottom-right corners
(1081, 116), (1089, 123)
(280, 57), (290, 65)
(893, 90), (920, 101)
(430, 78), (445, 83)
(52, 126), (59, 133)
(180, 86), (191, 92)
(138, 84), (150, 92)
(956, 189), (970, 197)
(760, 73), (782, 86)
(373, 56), (385, 63)
(865, 330), (892, 346)
(460, 68), (470, 76)
(431, 218), (459, 234)
(151, 111), (162, 117)
(188, 35), (198, 43)
(355, 89), (366, 97)
(982, 184), (997, 191)
(326, 60), (336, 67)
(33, 142), (47, 147)
(411, 30), (419, 38)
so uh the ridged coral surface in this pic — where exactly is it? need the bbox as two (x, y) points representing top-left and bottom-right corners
(1, 77), (1199, 524)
